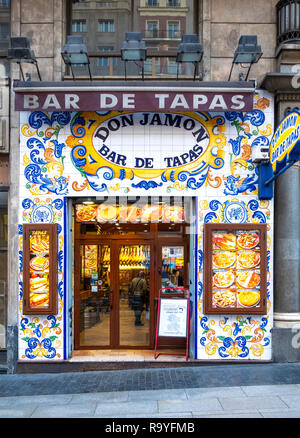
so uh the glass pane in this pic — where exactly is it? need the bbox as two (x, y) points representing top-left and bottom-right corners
(79, 222), (150, 235)
(79, 244), (111, 346)
(70, 0), (195, 77)
(161, 246), (184, 290)
(119, 244), (150, 346)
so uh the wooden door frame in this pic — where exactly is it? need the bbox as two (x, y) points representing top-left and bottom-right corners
(155, 236), (190, 296)
(74, 237), (156, 349)
(112, 239), (156, 349)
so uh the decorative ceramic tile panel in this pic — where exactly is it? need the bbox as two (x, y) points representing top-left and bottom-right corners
(17, 90), (274, 361)
(196, 197), (273, 360)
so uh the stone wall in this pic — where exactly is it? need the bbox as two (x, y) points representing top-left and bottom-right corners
(201, 0), (278, 84)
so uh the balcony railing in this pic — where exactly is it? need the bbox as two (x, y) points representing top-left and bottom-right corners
(277, 0), (300, 45)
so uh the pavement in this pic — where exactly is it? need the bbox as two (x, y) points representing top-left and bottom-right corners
(0, 363), (300, 418)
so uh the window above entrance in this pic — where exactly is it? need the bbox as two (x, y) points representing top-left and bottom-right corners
(73, 196), (192, 236)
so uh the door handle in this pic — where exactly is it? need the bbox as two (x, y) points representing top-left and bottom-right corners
(110, 290), (113, 310)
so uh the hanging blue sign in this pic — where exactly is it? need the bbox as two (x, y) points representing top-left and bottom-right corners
(258, 110), (300, 200)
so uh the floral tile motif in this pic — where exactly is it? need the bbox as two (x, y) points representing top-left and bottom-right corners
(196, 197), (273, 360)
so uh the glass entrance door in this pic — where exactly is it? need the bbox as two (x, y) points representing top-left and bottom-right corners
(76, 241), (153, 348)
(119, 244), (151, 346)
(78, 243), (111, 347)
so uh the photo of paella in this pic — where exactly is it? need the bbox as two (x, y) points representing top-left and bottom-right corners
(237, 232), (260, 250)
(213, 271), (235, 289)
(212, 251), (236, 269)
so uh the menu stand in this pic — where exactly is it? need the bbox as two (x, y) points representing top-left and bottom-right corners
(154, 287), (190, 361)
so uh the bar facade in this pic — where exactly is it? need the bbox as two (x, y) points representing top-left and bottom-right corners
(14, 83), (274, 363)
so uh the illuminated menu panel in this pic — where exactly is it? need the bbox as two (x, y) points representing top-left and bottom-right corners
(204, 224), (267, 315)
(75, 203), (185, 224)
(23, 224), (58, 315)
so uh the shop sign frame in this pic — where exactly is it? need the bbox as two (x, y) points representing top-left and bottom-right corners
(14, 85), (255, 112)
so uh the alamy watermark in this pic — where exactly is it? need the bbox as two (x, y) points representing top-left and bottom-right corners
(291, 64), (300, 89)
(291, 327), (300, 349)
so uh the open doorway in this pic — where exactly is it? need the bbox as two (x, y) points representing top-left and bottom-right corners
(73, 196), (193, 350)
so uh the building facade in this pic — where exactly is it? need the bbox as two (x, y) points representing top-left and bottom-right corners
(1, 0), (300, 373)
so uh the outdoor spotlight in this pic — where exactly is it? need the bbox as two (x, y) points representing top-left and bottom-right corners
(7, 37), (41, 81)
(121, 32), (147, 61)
(61, 35), (91, 80)
(176, 34), (203, 80)
(228, 35), (262, 81)
(121, 32), (147, 80)
(176, 34), (203, 63)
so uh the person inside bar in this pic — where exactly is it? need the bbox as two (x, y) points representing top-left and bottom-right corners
(129, 270), (147, 326)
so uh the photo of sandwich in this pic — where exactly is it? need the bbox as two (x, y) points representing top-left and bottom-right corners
(29, 292), (49, 308)
(237, 271), (260, 289)
(212, 233), (236, 251)
(29, 276), (49, 293)
(30, 234), (49, 253)
(30, 256), (49, 272)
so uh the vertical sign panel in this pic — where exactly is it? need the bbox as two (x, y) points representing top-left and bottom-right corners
(23, 224), (58, 315)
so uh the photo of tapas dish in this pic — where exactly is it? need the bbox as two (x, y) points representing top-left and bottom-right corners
(237, 232), (260, 250)
(213, 271), (235, 289)
(76, 204), (97, 222)
(213, 290), (236, 308)
(237, 251), (260, 269)
(237, 290), (260, 307)
(97, 204), (118, 222)
(29, 256), (49, 272)
(237, 271), (260, 289)
(212, 251), (236, 269)
(29, 292), (49, 308)
(212, 233), (236, 251)
(85, 259), (97, 269)
(85, 248), (97, 260)
(30, 234), (49, 253)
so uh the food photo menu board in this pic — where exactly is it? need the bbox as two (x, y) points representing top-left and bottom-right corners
(204, 224), (267, 315)
(23, 224), (58, 314)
